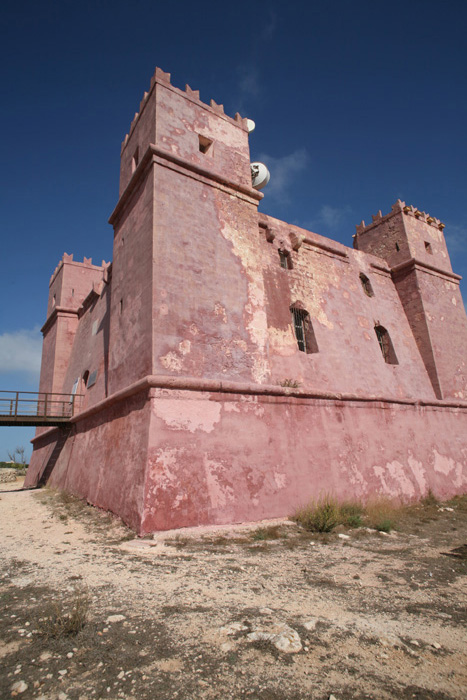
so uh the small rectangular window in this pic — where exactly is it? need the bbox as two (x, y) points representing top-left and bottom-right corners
(87, 370), (98, 388)
(279, 250), (292, 270)
(424, 241), (433, 254)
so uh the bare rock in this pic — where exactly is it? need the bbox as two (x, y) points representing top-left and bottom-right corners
(220, 621), (249, 635)
(11, 680), (28, 694)
(248, 624), (302, 653)
(106, 614), (126, 624)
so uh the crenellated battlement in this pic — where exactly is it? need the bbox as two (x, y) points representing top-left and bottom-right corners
(355, 199), (445, 235)
(120, 66), (247, 154)
(49, 253), (110, 286)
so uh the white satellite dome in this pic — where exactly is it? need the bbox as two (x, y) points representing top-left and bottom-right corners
(250, 162), (270, 191)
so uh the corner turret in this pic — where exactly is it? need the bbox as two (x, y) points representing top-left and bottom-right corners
(354, 201), (467, 399)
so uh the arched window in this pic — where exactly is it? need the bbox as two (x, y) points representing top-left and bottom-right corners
(359, 273), (374, 297)
(374, 325), (398, 364)
(291, 306), (319, 354)
(82, 370), (90, 387)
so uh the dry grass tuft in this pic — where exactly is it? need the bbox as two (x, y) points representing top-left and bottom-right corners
(37, 588), (89, 639)
(251, 525), (284, 541)
(293, 495), (403, 533)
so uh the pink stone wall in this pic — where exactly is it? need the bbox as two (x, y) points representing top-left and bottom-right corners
(108, 169), (155, 395)
(414, 271), (467, 400)
(141, 389), (467, 532)
(59, 284), (111, 409)
(151, 163), (268, 383)
(260, 216), (436, 400)
(25, 383), (467, 534)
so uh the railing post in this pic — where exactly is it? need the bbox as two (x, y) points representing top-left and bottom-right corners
(14, 392), (18, 418)
(44, 393), (48, 418)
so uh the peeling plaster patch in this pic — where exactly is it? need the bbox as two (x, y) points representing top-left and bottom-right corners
(160, 351), (183, 372)
(217, 213), (270, 383)
(148, 448), (179, 486)
(239, 396), (265, 417)
(373, 461), (416, 498)
(224, 402), (240, 413)
(407, 454), (426, 494)
(432, 450), (455, 476)
(291, 261), (336, 330)
(268, 326), (296, 354)
(189, 324), (199, 336)
(159, 304), (169, 316)
(214, 303), (227, 323)
(363, 332), (371, 341)
(273, 471), (287, 489)
(179, 340), (191, 355)
(452, 297), (457, 306)
(204, 458), (235, 509)
(152, 399), (221, 433)
(432, 450), (465, 487)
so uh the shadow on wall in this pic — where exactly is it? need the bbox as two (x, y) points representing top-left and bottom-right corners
(37, 426), (72, 487)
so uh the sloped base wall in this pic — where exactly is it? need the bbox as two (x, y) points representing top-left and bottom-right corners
(27, 387), (467, 534)
(141, 390), (467, 533)
(26, 392), (151, 532)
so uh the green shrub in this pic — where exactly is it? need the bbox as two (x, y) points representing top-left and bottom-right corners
(339, 502), (364, 528)
(294, 496), (340, 532)
(375, 519), (393, 533)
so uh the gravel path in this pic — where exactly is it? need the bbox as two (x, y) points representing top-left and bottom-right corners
(1, 478), (466, 699)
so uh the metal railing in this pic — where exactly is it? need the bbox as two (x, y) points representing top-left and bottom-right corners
(0, 391), (83, 423)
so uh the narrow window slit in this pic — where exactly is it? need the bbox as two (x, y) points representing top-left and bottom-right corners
(132, 147), (139, 172)
(359, 273), (374, 297)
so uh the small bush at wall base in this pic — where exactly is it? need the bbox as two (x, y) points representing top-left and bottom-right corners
(293, 496), (340, 532)
(293, 496), (398, 533)
(375, 519), (393, 533)
(339, 502), (364, 528)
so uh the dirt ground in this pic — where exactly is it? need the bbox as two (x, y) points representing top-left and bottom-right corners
(1, 477), (466, 700)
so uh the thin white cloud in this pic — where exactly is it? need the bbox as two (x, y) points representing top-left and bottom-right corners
(257, 148), (309, 202)
(297, 204), (353, 234)
(319, 204), (353, 231)
(260, 9), (277, 41)
(239, 66), (260, 99)
(0, 327), (42, 376)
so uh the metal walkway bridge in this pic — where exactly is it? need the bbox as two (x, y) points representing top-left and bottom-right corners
(0, 391), (82, 427)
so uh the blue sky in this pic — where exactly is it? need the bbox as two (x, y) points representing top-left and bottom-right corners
(1, 0), (466, 460)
